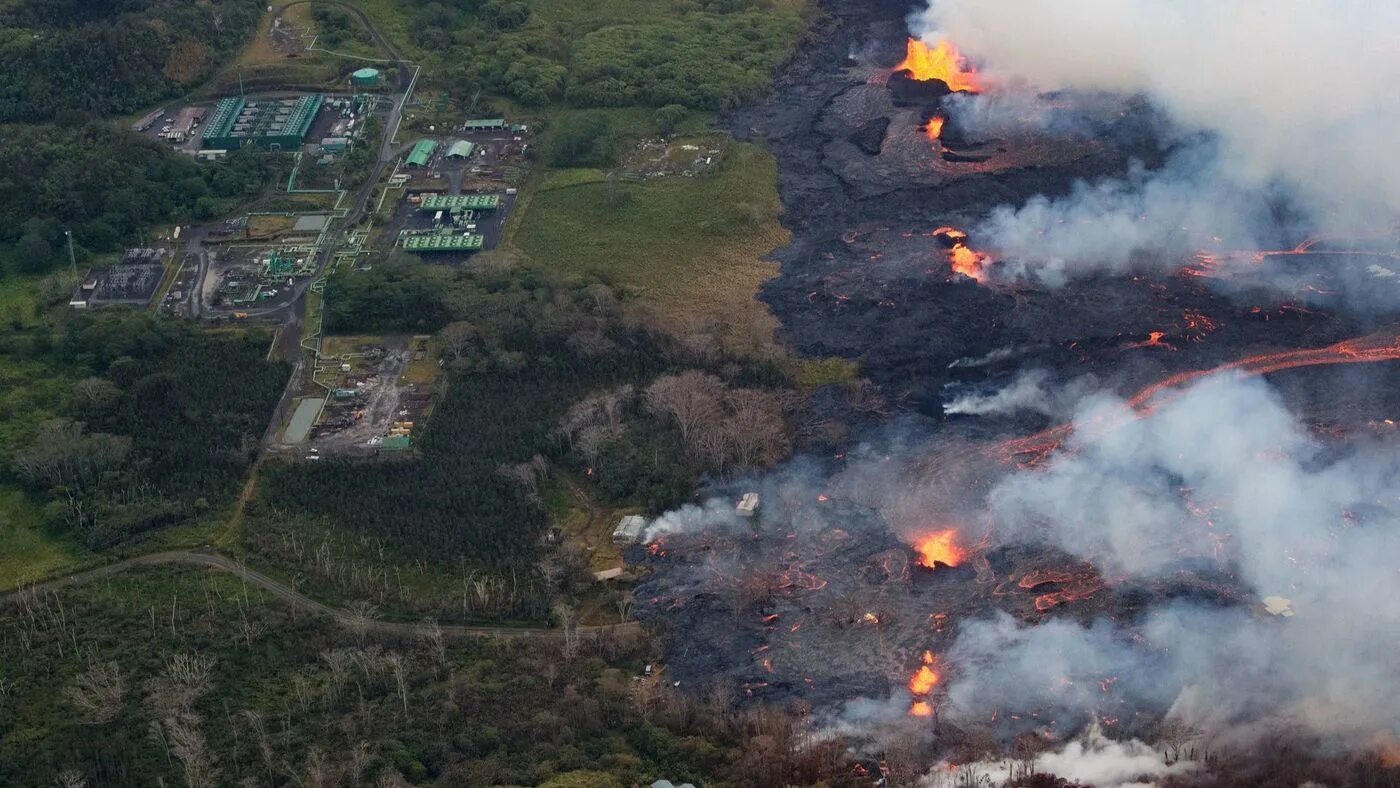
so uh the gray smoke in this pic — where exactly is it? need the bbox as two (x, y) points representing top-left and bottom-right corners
(943, 373), (1400, 748)
(943, 368), (1099, 418)
(923, 723), (1203, 787)
(913, 0), (1400, 286)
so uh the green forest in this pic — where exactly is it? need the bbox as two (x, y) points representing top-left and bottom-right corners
(4, 313), (288, 547)
(0, 0), (263, 122)
(0, 123), (284, 274)
(394, 0), (809, 109)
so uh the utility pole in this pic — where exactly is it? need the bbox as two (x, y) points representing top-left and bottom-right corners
(64, 230), (78, 279)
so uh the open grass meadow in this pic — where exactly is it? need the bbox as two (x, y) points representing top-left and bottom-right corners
(516, 138), (787, 355)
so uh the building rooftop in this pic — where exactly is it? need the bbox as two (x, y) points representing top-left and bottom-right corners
(419, 193), (499, 211)
(405, 139), (437, 166)
(612, 515), (648, 545)
(400, 232), (484, 252)
(203, 94), (324, 148)
(445, 140), (475, 158)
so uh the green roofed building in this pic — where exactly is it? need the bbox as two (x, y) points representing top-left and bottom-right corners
(445, 140), (475, 159)
(419, 193), (500, 211)
(405, 139), (437, 166)
(202, 94), (324, 150)
(400, 231), (484, 252)
(380, 434), (412, 451)
(463, 118), (506, 131)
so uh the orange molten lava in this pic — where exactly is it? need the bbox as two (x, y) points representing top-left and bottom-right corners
(914, 530), (965, 569)
(909, 655), (941, 694)
(907, 651), (942, 716)
(932, 227), (989, 282)
(924, 115), (945, 142)
(997, 325), (1400, 467)
(897, 38), (983, 93)
(950, 244), (985, 281)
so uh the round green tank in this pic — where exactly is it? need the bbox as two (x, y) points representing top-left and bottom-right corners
(351, 67), (380, 88)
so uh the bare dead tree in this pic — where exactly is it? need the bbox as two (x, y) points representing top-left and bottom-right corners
(345, 600), (377, 644)
(301, 746), (332, 788)
(417, 618), (446, 672)
(52, 769), (86, 788)
(165, 713), (218, 788)
(1154, 718), (1202, 764)
(437, 321), (478, 362)
(240, 710), (277, 778)
(149, 653), (214, 715)
(553, 602), (580, 661)
(565, 328), (618, 358)
(320, 649), (354, 702)
(558, 385), (635, 464)
(375, 770), (412, 788)
(644, 371), (723, 444)
(67, 659), (125, 725)
(497, 454), (548, 501)
(615, 590), (635, 622)
(718, 388), (795, 468)
(71, 377), (119, 412)
(347, 740), (373, 785)
(384, 652), (410, 716)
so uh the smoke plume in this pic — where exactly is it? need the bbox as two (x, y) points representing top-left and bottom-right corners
(913, 0), (1400, 286)
(943, 368), (1099, 419)
(944, 374), (1400, 748)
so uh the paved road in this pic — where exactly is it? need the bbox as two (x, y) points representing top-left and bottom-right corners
(0, 551), (639, 641)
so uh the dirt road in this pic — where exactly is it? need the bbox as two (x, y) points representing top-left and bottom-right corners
(0, 551), (638, 641)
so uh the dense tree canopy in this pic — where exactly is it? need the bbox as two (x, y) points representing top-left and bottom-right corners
(5, 313), (288, 547)
(0, 123), (282, 273)
(0, 0), (262, 122)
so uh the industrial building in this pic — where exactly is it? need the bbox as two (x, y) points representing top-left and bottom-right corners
(613, 515), (648, 545)
(445, 140), (475, 159)
(405, 139), (437, 167)
(202, 94), (325, 150)
(463, 118), (507, 132)
(419, 194), (500, 212)
(399, 230), (484, 252)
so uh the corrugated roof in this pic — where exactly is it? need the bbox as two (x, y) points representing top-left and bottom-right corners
(445, 140), (475, 158)
(406, 139), (437, 166)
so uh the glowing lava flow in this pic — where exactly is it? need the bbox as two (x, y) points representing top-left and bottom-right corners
(933, 227), (990, 282)
(913, 529), (966, 569)
(896, 38), (983, 93)
(908, 651), (941, 717)
(923, 115), (945, 142)
(997, 325), (1400, 466)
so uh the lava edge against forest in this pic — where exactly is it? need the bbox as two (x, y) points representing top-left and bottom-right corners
(636, 0), (1400, 765)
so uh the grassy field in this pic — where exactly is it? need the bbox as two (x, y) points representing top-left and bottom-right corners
(516, 137), (787, 356)
(0, 274), (83, 586)
(0, 486), (86, 589)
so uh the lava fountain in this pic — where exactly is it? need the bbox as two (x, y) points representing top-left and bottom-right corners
(896, 37), (983, 93)
(913, 529), (966, 569)
(908, 650), (942, 717)
(933, 227), (990, 282)
(923, 114), (946, 142)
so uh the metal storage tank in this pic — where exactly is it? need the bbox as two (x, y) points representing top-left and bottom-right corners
(351, 67), (381, 88)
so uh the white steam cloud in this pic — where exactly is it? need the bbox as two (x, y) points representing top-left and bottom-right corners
(914, 0), (1400, 284)
(943, 368), (1099, 418)
(944, 374), (1400, 748)
(923, 723), (1202, 787)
